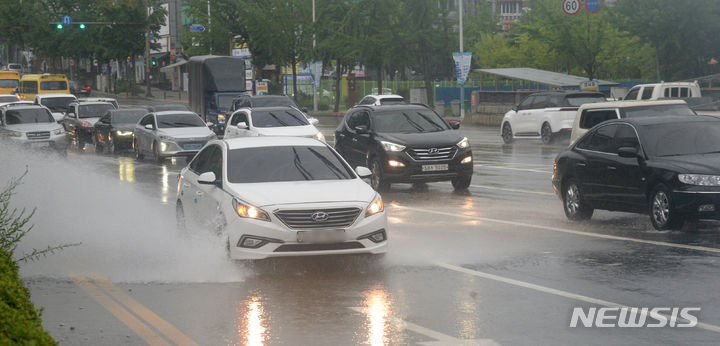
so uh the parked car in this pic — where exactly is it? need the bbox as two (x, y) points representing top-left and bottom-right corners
(62, 101), (116, 151)
(569, 100), (696, 144)
(133, 111), (216, 163)
(621, 81), (701, 101)
(355, 94), (405, 106)
(334, 104), (473, 191)
(224, 106), (325, 142)
(79, 97), (118, 109)
(501, 91), (606, 144)
(0, 104), (68, 154)
(175, 136), (387, 260)
(93, 108), (148, 154)
(553, 116), (720, 230)
(69, 80), (92, 96)
(34, 93), (78, 121)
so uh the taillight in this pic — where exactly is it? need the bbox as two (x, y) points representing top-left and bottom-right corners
(82, 122), (89, 127)
(559, 107), (578, 112)
(83, 86), (91, 90)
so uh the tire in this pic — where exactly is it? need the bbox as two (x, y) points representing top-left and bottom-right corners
(109, 136), (117, 155)
(451, 175), (472, 190)
(649, 185), (685, 231)
(134, 139), (144, 161)
(77, 132), (85, 151)
(502, 123), (514, 144)
(370, 158), (390, 191)
(562, 178), (594, 221)
(153, 142), (164, 163)
(176, 201), (186, 231)
(541, 122), (554, 145)
(94, 134), (103, 153)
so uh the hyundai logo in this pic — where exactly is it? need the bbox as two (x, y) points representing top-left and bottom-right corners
(311, 211), (329, 222)
(428, 148), (439, 154)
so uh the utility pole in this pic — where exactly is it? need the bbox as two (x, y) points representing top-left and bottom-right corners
(459, 0), (465, 119)
(145, 0), (153, 97)
(312, 0), (318, 112)
(207, 0), (212, 55)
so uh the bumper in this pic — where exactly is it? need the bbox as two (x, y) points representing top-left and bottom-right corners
(11, 135), (69, 150)
(672, 191), (720, 219)
(158, 139), (211, 158)
(113, 135), (134, 149)
(379, 149), (474, 183)
(227, 207), (388, 260)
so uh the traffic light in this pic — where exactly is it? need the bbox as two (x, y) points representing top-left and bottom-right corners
(151, 58), (157, 66)
(56, 24), (63, 29)
(79, 23), (85, 29)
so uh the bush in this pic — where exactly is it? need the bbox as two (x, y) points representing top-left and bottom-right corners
(0, 247), (55, 345)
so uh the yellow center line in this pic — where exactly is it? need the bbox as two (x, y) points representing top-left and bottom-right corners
(70, 276), (172, 346)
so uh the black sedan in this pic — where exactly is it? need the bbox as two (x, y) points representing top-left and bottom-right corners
(93, 108), (148, 153)
(69, 80), (91, 96)
(334, 104), (473, 191)
(552, 116), (720, 230)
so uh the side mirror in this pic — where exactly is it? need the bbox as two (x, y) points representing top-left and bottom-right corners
(197, 171), (220, 186)
(512, 105), (519, 112)
(206, 121), (215, 128)
(354, 125), (369, 134)
(617, 146), (639, 158)
(308, 117), (320, 126)
(355, 166), (372, 178)
(144, 123), (154, 130)
(448, 120), (461, 129)
(237, 121), (249, 130)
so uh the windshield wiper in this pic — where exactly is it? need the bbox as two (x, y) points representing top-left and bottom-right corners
(306, 147), (346, 179)
(416, 112), (445, 131)
(267, 112), (289, 126)
(292, 147), (314, 180)
(284, 111), (308, 125)
(401, 112), (425, 132)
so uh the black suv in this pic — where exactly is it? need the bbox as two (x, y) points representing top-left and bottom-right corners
(335, 104), (473, 191)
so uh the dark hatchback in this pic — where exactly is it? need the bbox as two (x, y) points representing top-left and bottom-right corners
(93, 108), (148, 153)
(335, 104), (473, 191)
(553, 116), (720, 230)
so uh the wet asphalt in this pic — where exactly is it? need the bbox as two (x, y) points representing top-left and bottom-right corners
(13, 99), (720, 345)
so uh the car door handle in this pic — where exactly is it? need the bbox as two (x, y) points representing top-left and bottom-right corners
(607, 166), (617, 170)
(576, 162), (586, 167)
(196, 191), (204, 196)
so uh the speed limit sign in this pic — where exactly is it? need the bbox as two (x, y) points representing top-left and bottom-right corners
(562, 0), (581, 15)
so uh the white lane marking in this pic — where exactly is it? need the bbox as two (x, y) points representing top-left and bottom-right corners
(348, 307), (501, 346)
(474, 164), (552, 174)
(472, 160), (551, 168)
(468, 184), (554, 196)
(436, 263), (720, 334)
(391, 204), (720, 254)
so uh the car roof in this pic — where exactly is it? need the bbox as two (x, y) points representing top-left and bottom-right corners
(221, 136), (325, 150)
(1, 104), (47, 111)
(108, 108), (146, 113)
(242, 106), (299, 112)
(578, 99), (687, 111)
(76, 101), (113, 106)
(36, 93), (76, 99)
(603, 115), (719, 127)
(368, 94), (404, 99)
(0, 94), (18, 98)
(154, 110), (199, 116)
(355, 103), (430, 111)
(528, 90), (604, 96)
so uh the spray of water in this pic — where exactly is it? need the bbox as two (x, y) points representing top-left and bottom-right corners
(0, 147), (247, 283)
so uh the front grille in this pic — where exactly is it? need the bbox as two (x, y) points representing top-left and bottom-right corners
(408, 146), (457, 161)
(274, 242), (365, 252)
(26, 131), (50, 140)
(274, 207), (362, 229)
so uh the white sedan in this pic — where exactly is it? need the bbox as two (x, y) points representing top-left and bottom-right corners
(176, 136), (388, 260)
(224, 106), (325, 142)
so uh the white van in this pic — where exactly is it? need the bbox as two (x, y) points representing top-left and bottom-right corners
(622, 81), (701, 101)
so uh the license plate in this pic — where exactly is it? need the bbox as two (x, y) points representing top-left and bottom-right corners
(422, 164), (448, 172)
(297, 229), (346, 244)
(183, 143), (202, 150)
(30, 142), (50, 148)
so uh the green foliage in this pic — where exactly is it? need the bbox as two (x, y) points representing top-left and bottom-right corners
(0, 172), (35, 257)
(0, 247), (55, 345)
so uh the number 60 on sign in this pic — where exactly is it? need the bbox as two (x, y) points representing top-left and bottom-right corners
(562, 0), (581, 15)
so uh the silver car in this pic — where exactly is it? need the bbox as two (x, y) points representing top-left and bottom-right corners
(0, 104), (69, 154)
(133, 111), (216, 163)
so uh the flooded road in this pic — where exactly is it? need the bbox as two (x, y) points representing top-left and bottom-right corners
(6, 119), (720, 345)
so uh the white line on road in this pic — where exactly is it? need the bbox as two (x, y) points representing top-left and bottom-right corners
(436, 262), (720, 334)
(348, 307), (501, 346)
(391, 204), (720, 254)
(468, 184), (554, 196)
(474, 164), (552, 174)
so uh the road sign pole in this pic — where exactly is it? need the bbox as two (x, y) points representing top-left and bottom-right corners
(459, 0), (464, 119)
(145, 0), (153, 97)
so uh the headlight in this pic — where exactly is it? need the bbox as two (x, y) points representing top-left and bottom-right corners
(380, 140), (405, 152)
(678, 174), (720, 186)
(366, 194), (384, 217)
(5, 130), (22, 137)
(116, 130), (133, 136)
(314, 132), (326, 142)
(232, 198), (270, 222)
(457, 137), (470, 149)
(160, 142), (168, 152)
(53, 128), (65, 135)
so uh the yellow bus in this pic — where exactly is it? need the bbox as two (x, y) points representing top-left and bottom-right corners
(0, 71), (20, 95)
(19, 74), (70, 100)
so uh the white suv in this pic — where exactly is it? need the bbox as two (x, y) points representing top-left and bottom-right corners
(356, 94), (405, 106)
(501, 91), (606, 144)
(224, 106), (325, 142)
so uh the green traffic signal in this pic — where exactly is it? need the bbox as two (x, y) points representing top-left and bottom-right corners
(152, 59), (157, 66)
(79, 23), (85, 29)
(57, 24), (63, 29)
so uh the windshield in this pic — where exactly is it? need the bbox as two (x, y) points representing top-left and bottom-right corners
(157, 113), (206, 128)
(252, 97), (296, 108)
(40, 97), (76, 113)
(251, 109), (309, 127)
(217, 95), (236, 110)
(566, 94), (606, 106)
(4, 108), (54, 124)
(40, 81), (67, 91)
(227, 146), (354, 183)
(0, 96), (18, 103)
(623, 104), (696, 118)
(78, 104), (115, 118)
(372, 110), (448, 133)
(0, 79), (18, 88)
(642, 121), (720, 157)
(112, 110), (147, 124)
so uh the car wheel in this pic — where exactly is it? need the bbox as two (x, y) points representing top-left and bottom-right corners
(502, 123), (514, 144)
(541, 122), (554, 144)
(134, 139), (144, 161)
(77, 133), (85, 151)
(562, 179), (593, 221)
(94, 135), (103, 153)
(154, 142), (164, 163)
(370, 158), (389, 191)
(109, 136), (117, 155)
(649, 185), (685, 230)
(176, 200), (186, 231)
(451, 175), (472, 190)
